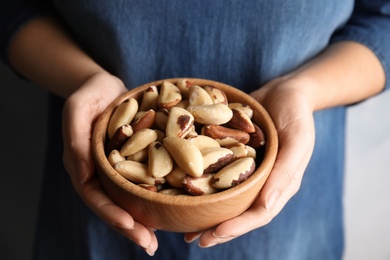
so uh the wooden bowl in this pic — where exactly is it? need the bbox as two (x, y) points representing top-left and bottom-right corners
(92, 78), (278, 232)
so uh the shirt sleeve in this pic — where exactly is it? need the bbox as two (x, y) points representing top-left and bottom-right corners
(0, 0), (53, 64)
(331, 0), (390, 91)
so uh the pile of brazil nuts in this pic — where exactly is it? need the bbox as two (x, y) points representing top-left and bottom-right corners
(105, 79), (266, 196)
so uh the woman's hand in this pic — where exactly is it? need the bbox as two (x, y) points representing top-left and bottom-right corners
(61, 73), (158, 256)
(185, 76), (316, 247)
(185, 42), (386, 247)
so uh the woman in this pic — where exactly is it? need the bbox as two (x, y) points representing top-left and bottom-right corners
(1, 0), (389, 259)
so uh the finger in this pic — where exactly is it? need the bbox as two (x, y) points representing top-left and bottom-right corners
(59, 78), (159, 251)
(144, 227), (158, 256)
(64, 152), (158, 252)
(112, 222), (157, 256)
(71, 172), (159, 252)
(62, 135), (144, 246)
(197, 199), (267, 248)
(184, 231), (203, 243)
(198, 119), (315, 247)
(62, 98), (96, 184)
(78, 177), (135, 229)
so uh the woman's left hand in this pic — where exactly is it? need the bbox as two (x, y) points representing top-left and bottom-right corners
(184, 76), (316, 247)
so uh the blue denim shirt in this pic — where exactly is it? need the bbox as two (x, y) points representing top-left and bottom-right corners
(1, 1), (390, 90)
(1, 1), (390, 260)
(50, 0), (354, 90)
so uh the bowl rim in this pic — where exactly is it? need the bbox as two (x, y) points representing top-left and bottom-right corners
(92, 78), (278, 206)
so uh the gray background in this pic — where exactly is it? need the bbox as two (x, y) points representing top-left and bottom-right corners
(0, 62), (389, 260)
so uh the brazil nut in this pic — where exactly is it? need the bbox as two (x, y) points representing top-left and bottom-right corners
(154, 108), (169, 131)
(201, 147), (234, 174)
(138, 183), (158, 192)
(227, 108), (255, 133)
(201, 124), (250, 145)
(163, 136), (204, 177)
(188, 85), (213, 106)
(203, 85), (228, 105)
(176, 78), (193, 98)
(183, 173), (219, 195)
(107, 149), (126, 166)
(157, 81), (182, 109)
(104, 80), (265, 196)
(139, 85), (159, 111)
(187, 135), (220, 151)
(247, 123), (266, 149)
(131, 109), (156, 133)
(187, 103), (233, 125)
(126, 147), (148, 162)
(114, 160), (166, 185)
(165, 107), (194, 138)
(148, 141), (174, 178)
(158, 188), (187, 196)
(212, 157), (256, 189)
(227, 142), (248, 160)
(228, 102), (254, 119)
(165, 165), (187, 188)
(107, 98), (138, 138)
(120, 128), (157, 156)
(106, 124), (133, 153)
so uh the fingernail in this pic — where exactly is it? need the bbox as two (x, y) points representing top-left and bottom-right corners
(111, 222), (134, 230)
(199, 242), (217, 248)
(145, 246), (155, 256)
(184, 233), (201, 243)
(147, 227), (157, 232)
(212, 232), (233, 239)
(266, 189), (280, 212)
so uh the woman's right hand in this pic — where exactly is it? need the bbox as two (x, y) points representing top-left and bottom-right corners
(61, 72), (158, 256)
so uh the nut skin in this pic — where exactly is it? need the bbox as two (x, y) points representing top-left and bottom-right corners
(163, 136), (204, 178)
(157, 81), (182, 109)
(228, 102), (253, 119)
(165, 107), (194, 138)
(148, 141), (174, 178)
(183, 173), (219, 195)
(201, 125), (250, 145)
(247, 123), (266, 149)
(131, 109), (156, 133)
(107, 98), (138, 138)
(212, 157), (256, 189)
(227, 108), (255, 133)
(120, 129), (158, 156)
(187, 103), (233, 125)
(106, 124), (133, 153)
(201, 147), (234, 174)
